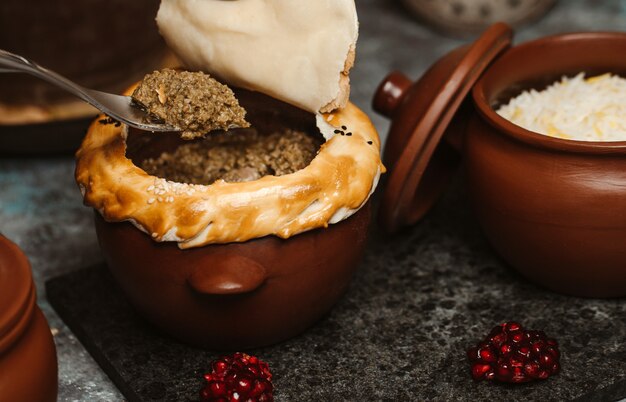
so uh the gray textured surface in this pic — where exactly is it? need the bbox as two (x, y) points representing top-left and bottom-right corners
(46, 175), (626, 401)
(1, 0), (626, 401)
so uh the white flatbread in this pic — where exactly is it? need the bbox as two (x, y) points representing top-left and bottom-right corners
(157, 0), (358, 113)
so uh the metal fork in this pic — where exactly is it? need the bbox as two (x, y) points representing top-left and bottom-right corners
(0, 49), (179, 132)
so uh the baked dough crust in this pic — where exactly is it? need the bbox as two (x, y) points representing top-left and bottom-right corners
(76, 96), (384, 248)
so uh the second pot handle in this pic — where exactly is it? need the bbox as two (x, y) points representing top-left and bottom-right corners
(187, 254), (268, 296)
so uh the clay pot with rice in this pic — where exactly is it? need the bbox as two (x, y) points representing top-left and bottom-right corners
(374, 23), (626, 298)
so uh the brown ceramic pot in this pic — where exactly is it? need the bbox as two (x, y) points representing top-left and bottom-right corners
(374, 25), (626, 297)
(90, 88), (374, 349)
(95, 203), (370, 350)
(468, 32), (626, 298)
(0, 235), (58, 401)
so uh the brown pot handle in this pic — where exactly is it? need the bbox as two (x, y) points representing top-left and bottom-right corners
(187, 254), (267, 295)
(372, 71), (412, 120)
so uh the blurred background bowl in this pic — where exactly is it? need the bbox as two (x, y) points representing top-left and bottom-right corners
(399, 0), (557, 37)
(0, 0), (173, 154)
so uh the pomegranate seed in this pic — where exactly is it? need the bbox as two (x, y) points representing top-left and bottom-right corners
(517, 346), (530, 358)
(500, 342), (513, 357)
(511, 332), (524, 343)
(505, 322), (521, 332)
(527, 330), (540, 339)
(200, 353), (274, 402)
(524, 362), (540, 378)
(479, 347), (497, 363)
(511, 367), (527, 383)
(250, 379), (269, 397)
(210, 381), (227, 396)
(225, 372), (238, 385)
(236, 378), (252, 394)
(539, 353), (555, 367)
(490, 333), (506, 347)
(530, 342), (542, 354)
(496, 363), (513, 381)
(213, 361), (229, 374)
(472, 363), (492, 380)
(547, 346), (560, 358)
(468, 322), (560, 383)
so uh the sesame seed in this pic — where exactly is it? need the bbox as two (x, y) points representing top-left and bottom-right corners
(367, 140), (373, 145)
(147, 198), (156, 204)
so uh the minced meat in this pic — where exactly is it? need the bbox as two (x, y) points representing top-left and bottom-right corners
(131, 69), (249, 139)
(139, 128), (322, 184)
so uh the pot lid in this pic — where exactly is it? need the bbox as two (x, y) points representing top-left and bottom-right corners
(0, 235), (35, 349)
(373, 23), (513, 233)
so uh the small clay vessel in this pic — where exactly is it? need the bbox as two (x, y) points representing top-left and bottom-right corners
(80, 87), (381, 350)
(0, 235), (58, 402)
(468, 32), (626, 298)
(374, 24), (626, 297)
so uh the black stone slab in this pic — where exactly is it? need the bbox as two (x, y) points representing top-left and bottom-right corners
(46, 181), (626, 402)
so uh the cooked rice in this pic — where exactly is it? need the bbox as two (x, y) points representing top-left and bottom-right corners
(497, 73), (626, 141)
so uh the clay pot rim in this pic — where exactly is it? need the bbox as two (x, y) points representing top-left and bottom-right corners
(473, 31), (626, 155)
(77, 93), (383, 247)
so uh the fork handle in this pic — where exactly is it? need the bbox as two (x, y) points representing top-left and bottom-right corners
(0, 49), (94, 105)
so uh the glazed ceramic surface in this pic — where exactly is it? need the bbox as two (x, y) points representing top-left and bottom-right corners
(373, 23), (512, 232)
(468, 32), (626, 297)
(95, 203), (370, 350)
(0, 235), (58, 402)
